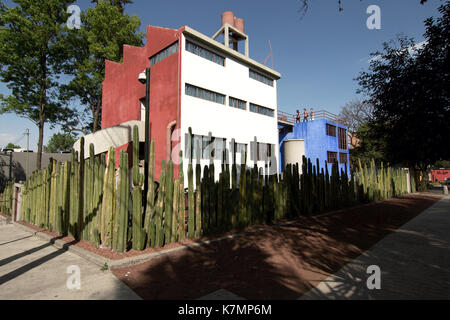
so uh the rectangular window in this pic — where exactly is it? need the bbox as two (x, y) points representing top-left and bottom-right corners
(258, 143), (274, 161)
(327, 151), (338, 164)
(249, 103), (274, 117)
(234, 143), (247, 156)
(149, 41), (179, 66)
(326, 124), (337, 137)
(249, 69), (274, 86)
(339, 152), (348, 164)
(184, 133), (228, 161)
(185, 134), (203, 160)
(186, 40), (225, 66)
(214, 137), (227, 160)
(229, 97), (246, 110)
(185, 84), (225, 105)
(249, 142), (274, 161)
(338, 127), (347, 149)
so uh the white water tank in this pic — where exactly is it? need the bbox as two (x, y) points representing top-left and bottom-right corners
(283, 139), (305, 172)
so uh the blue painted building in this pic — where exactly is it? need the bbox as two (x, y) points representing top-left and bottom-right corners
(279, 119), (350, 175)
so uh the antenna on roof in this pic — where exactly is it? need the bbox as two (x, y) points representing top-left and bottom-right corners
(263, 39), (273, 69)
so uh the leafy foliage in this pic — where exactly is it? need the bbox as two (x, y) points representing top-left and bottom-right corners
(349, 122), (386, 168)
(0, 0), (76, 169)
(61, 0), (144, 133)
(4, 142), (21, 149)
(44, 133), (77, 153)
(91, 0), (133, 14)
(356, 2), (450, 176)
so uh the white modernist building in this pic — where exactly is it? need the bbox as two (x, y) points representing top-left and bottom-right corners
(179, 24), (281, 182)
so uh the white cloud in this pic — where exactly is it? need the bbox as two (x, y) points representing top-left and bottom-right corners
(0, 133), (16, 147)
(366, 40), (428, 63)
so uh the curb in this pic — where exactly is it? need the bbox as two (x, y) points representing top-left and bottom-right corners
(12, 222), (112, 268)
(0, 214), (12, 225)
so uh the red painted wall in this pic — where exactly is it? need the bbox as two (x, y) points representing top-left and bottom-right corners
(102, 26), (183, 179)
(431, 169), (450, 182)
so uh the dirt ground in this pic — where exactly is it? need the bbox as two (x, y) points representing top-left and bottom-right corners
(112, 193), (443, 300)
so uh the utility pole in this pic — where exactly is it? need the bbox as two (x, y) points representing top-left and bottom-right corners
(25, 129), (30, 178)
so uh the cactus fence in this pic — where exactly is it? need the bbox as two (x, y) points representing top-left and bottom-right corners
(0, 125), (412, 252)
(0, 181), (14, 216)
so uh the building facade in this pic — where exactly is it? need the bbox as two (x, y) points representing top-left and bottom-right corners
(97, 12), (281, 182)
(279, 119), (350, 175)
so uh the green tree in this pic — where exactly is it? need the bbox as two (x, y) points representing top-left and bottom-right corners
(44, 133), (77, 153)
(61, 0), (143, 133)
(349, 122), (386, 168)
(0, 0), (75, 169)
(4, 142), (21, 149)
(356, 1), (450, 182)
(433, 160), (450, 169)
(91, 0), (133, 14)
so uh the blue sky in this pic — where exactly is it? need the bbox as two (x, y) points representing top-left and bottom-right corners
(0, 0), (444, 150)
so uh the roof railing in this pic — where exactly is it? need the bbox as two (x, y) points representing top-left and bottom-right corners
(277, 109), (344, 125)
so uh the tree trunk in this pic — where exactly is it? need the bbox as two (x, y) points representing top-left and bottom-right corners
(37, 55), (47, 170)
(91, 100), (101, 133)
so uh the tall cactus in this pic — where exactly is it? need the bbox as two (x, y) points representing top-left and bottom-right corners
(131, 125), (145, 250)
(115, 150), (129, 252)
(195, 159), (202, 237)
(163, 160), (174, 245)
(144, 139), (156, 248)
(178, 151), (186, 241)
(155, 160), (166, 247)
(100, 147), (115, 248)
(187, 160), (195, 239)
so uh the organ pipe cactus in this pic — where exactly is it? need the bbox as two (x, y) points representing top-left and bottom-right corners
(155, 160), (166, 247)
(101, 147), (115, 248)
(163, 160), (174, 244)
(144, 139), (156, 248)
(131, 126), (145, 250)
(187, 160), (195, 239)
(115, 150), (129, 252)
(178, 152), (186, 242)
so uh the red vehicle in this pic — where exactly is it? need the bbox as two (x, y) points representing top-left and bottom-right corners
(431, 169), (450, 183)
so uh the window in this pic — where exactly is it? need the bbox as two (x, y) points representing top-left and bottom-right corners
(249, 103), (274, 117)
(249, 69), (274, 86)
(184, 133), (226, 160)
(229, 97), (246, 110)
(338, 127), (347, 149)
(234, 143), (247, 156)
(327, 151), (338, 164)
(261, 143), (274, 160)
(186, 40), (225, 66)
(185, 84), (225, 104)
(250, 142), (274, 161)
(326, 124), (337, 137)
(339, 153), (348, 164)
(214, 137), (226, 160)
(149, 41), (179, 66)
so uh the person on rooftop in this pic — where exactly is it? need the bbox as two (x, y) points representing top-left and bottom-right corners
(295, 109), (301, 123)
(303, 108), (309, 122)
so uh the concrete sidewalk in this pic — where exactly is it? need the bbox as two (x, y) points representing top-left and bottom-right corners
(300, 196), (450, 299)
(0, 220), (141, 300)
